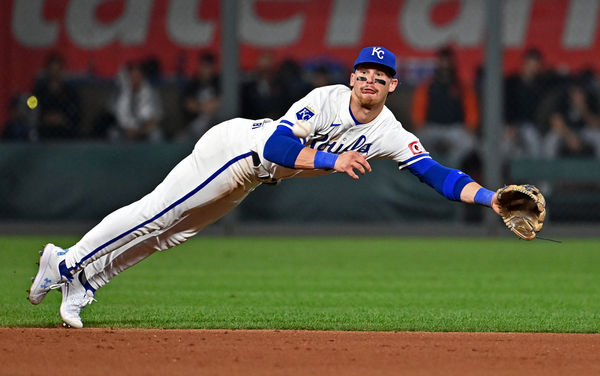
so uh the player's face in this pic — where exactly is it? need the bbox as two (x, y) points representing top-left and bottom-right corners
(350, 64), (398, 107)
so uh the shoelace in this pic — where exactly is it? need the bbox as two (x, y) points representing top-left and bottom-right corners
(79, 290), (97, 307)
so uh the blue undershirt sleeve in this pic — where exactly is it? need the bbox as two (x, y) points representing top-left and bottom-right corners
(406, 158), (474, 201)
(263, 125), (306, 168)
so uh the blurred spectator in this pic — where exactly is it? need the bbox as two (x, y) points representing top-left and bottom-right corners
(411, 46), (480, 168)
(503, 48), (549, 158)
(2, 95), (34, 141)
(109, 62), (163, 142)
(276, 58), (311, 111)
(180, 53), (221, 139)
(307, 63), (334, 89)
(32, 52), (81, 139)
(140, 55), (163, 85)
(577, 68), (600, 98)
(241, 51), (283, 119)
(303, 58), (348, 87)
(544, 77), (600, 158)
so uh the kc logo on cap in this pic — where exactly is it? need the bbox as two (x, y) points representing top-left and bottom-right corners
(371, 47), (385, 59)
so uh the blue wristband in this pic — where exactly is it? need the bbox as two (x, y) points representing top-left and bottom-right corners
(314, 151), (338, 169)
(474, 188), (494, 207)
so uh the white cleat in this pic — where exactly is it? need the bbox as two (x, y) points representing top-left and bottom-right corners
(28, 244), (68, 305)
(60, 274), (95, 329)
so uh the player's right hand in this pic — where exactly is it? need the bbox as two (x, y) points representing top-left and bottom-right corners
(335, 151), (372, 180)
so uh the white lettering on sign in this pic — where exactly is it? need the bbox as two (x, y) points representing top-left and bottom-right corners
(502, 0), (532, 47)
(12, 0), (58, 47)
(326, 0), (367, 46)
(9, 0), (600, 51)
(167, 0), (215, 46)
(240, 0), (304, 47)
(563, 0), (600, 48)
(401, 0), (484, 48)
(66, 0), (153, 48)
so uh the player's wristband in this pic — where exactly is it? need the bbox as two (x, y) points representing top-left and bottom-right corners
(314, 151), (338, 169)
(474, 188), (494, 207)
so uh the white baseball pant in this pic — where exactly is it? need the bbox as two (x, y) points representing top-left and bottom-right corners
(64, 119), (263, 290)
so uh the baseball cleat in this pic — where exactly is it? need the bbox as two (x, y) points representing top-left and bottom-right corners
(28, 244), (67, 305)
(60, 273), (96, 329)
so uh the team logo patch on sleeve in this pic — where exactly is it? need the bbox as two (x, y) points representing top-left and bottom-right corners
(296, 106), (315, 121)
(409, 140), (425, 155)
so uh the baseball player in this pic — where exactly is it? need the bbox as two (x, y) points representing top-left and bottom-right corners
(28, 46), (502, 328)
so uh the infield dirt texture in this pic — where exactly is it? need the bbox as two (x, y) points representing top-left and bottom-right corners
(2, 236), (600, 374)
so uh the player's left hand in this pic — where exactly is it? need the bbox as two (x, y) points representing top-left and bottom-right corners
(491, 192), (501, 216)
(334, 151), (372, 180)
(496, 184), (546, 240)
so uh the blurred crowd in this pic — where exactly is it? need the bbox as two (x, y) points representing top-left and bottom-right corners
(410, 47), (600, 173)
(4, 48), (600, 166)
(2, 51), (346, 144)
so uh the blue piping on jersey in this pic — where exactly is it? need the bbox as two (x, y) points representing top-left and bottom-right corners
(348, 106), (362, 125)
(398, 153), (431, 167)
(71, 151), (254, 271)
(279, 119), (294, 127)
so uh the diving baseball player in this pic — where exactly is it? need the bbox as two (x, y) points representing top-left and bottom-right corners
(28, 47), (503, 328)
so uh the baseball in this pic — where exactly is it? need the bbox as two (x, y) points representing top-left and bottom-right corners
(292, 120), (313, 138)
(26, 95), (38, 110)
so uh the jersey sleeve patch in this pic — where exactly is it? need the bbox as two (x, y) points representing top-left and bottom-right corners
(279, 119), (294, 128)
(408, 140), (426, 155)
(296, 106), (316, 121)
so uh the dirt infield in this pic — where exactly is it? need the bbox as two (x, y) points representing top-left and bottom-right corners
(2, 328), (599, 375)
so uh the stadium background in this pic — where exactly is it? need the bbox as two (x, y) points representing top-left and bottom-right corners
(1, 0), (599, 236)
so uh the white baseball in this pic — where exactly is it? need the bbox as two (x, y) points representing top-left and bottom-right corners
(292, 120), (313, 138)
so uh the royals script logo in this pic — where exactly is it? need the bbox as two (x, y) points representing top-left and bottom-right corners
(309, 134), (372, 155)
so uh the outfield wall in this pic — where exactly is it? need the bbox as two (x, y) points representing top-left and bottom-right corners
(2, 143), (598, 230)
(1, 142), (459, 223)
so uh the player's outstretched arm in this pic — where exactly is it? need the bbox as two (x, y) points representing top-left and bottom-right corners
(407, 158), (500, 214)
(410, 159), (546, 239)
(263, 125), (371, 180)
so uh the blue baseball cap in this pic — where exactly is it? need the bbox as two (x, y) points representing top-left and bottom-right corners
(353, 46), (397, 77)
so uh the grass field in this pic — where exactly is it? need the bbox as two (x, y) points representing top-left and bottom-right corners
(1, 236), (599, 332)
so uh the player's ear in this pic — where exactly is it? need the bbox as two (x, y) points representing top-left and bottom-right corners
(388, 78), (398, 93)
(349, 72), (356, 87)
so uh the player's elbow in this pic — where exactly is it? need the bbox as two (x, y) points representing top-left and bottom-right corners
(263, 131), (304, 168)
(263, 136), (285, 165)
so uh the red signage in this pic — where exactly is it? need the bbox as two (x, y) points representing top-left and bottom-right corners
(2, 0), (599, 128)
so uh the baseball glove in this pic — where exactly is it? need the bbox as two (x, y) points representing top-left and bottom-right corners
(496, 184), (546, 240)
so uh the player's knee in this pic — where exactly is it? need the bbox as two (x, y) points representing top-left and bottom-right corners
(157, 230), (196, 251)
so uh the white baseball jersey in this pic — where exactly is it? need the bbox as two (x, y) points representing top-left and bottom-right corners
(252, 84), (431, 181)
(64, 84), (431, 292)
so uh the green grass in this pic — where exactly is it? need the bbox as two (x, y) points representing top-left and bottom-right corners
(1, 236), (599, 332)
